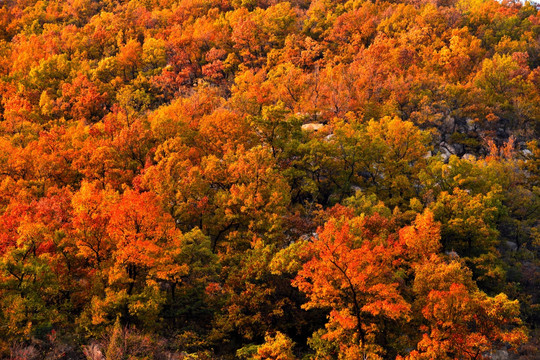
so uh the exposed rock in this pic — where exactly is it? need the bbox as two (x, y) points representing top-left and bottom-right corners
(299, 234), (311, 241)
(301, 123), (324, 131)
(442, 116), (455, 132)
(462, 153), (476, 161)
(438, 142), (455, 162)
(453, 143), (464, 155)
(505, 241), (518, 251)
(466, 118), (477, 132)
(439, 148), (451, 162)
(440, 141), (457, 155)
(485, 349), (509, 360)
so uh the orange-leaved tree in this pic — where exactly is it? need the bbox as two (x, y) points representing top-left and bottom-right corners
(293, 206), (410, 359)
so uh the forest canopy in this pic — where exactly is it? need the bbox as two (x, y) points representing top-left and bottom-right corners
(0, 0), (539, 359)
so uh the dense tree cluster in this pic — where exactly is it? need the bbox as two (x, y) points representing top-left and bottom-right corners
(0, 0), (539, 358)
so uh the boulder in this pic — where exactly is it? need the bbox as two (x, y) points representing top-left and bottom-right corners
(301, 123), (324, 131)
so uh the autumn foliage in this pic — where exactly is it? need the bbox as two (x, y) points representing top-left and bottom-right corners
(0, 0), (539, 358)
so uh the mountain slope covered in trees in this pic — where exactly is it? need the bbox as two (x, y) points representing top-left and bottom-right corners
(0, 0), (539, 358)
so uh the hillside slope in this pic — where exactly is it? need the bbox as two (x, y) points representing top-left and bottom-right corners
(0, 0), (539, 358)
